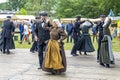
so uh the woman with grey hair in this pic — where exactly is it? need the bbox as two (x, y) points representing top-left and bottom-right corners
(99, 18), (115, 68)
(42, 19), (67, 75)
(77, 20), (95, 55)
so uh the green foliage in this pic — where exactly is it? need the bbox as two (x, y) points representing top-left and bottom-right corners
(55, 0), (120, 18)
(1, 0), (120, 18)
(16, 8), (28, 15)
(8, 0), (27, 11)
(0, 2), (10, 10)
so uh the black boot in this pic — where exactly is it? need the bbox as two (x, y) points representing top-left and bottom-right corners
(106, 64), (110, 68)
(79, 51), (82, 55)
(100, 63), (105, 67)
(111, 61), (115, 64)
(84, 52), (87, 55)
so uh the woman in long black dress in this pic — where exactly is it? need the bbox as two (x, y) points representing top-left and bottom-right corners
(77, 20), (95, 55)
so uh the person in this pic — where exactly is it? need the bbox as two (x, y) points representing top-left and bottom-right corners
(31, 20), (35, 42)
(19, 22), (24, 43)
(42, 19), (67, 75)
(66, 20), (73, 43)
(1, 16), (15, 54)
(30, 17), (40, 53)
(34, 12), (52, 69)
(99, 18), (115, 68)
(91, 24), (97, 43)
(61, 22), (65, 30)
(71, 16), (85, 56)
(112, 27), (117, 38)
(20, 22), (31, 45)
(96, 15), (106, 62)
(77, 21), (95, 55)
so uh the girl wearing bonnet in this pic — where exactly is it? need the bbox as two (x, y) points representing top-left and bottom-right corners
(42, 19), (67, 75)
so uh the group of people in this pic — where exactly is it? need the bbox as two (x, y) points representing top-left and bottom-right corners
(0, 12), (115, 75)
(19, 21), (31, 44)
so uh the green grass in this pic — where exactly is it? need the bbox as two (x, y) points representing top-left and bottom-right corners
(14, 33), (120, 52)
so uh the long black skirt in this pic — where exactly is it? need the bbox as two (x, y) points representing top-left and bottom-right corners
(77, 34), (95, 52)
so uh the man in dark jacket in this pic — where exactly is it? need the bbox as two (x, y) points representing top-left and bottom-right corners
(34, 12), (52, 69)
(66, 20), (73, 43)
(96, 15), (106, 63)
(1, 16), (15, 54)
(71, 16), (85, 56)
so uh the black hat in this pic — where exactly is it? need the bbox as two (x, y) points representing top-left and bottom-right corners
(76, 15), (81, 19)
(6, 16), (11, 19)
(100, 14), (106, 18)
(40, 12), (48, 16)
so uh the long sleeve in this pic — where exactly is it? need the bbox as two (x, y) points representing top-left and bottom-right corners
(11, 22), (15, 32)
(103, 18), (111, 28)
(59, 28), (67, 41)
(89, 21), (94, 28)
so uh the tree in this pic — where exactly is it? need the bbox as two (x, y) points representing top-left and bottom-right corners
(55, 0), (120, 18)
(8, 0), (27, 11)
(0, 2), (10, 10)
(16, 8), (28, 15)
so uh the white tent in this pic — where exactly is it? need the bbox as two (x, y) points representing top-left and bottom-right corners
(0, 14), (13, 21)
(12, 15), (35, 21)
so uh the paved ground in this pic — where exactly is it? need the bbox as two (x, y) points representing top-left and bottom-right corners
(0, 49), (120, 80)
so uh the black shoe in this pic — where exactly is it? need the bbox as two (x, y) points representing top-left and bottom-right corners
(30, 50), (35, 53)
(106, 64), (110, 68)
(38, 66), (42, 69)
(6, 51), (10, 54)
(28, 42), (31, 45)
(100, 63), (105, 66)
(84, 52), (87, 55)
(51, 70), (57, 75)
(71, 54), (79, 56)
(111, 61), (115, 64)
(79, 51), (82, 55)
(19, 42), (22, 44)
(0, 49), (2, 52)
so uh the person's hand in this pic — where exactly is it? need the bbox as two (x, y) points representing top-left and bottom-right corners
(46, 18), (50, 23)
(86, 19), (90, 22)
(58, 39), (61, 42)
(34, 36), (38, 41)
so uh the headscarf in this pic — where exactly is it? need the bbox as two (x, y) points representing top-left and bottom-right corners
(53, 19), (62, 27)
(82, 21), (91, 26)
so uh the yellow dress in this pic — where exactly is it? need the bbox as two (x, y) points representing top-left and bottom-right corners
(42, 27), (67, 73)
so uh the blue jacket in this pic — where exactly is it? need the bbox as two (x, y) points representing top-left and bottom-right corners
(19, 24), (24, 33)
(66, 23), (73, 34)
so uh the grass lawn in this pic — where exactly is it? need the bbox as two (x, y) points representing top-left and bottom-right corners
(14, 33), (120, 52)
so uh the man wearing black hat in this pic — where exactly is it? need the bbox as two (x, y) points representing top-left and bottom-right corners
(1, 16), (15, 54)
(34, 12), (52, 69)
(96, 14), (106, 63)
(71, 16), (85, 56)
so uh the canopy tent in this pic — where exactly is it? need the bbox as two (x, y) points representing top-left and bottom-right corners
(0, 14), (35, 22)
(12, 15), (35, 21)
(0, 14), (13, 21)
